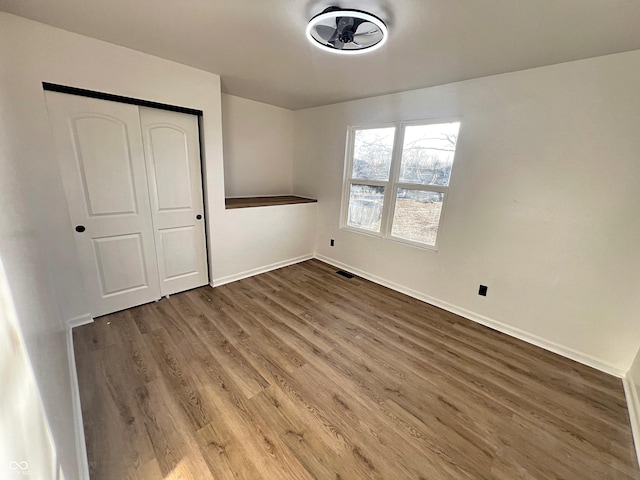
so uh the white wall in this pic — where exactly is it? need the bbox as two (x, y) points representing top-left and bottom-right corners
(0, 12), (315, 479)
(212, 203), (317, 285)
(293, 50), (640, 374)
(215, 94), (315, 285)
(0, 53), (64, 479)
(222, 93), (294, 197)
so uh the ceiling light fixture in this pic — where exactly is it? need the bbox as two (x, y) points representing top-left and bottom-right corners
(305, 7), (388, 55)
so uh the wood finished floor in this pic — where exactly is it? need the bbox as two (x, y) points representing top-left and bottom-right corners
(74, 259), (640, 479)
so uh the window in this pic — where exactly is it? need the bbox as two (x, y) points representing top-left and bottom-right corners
(341, 120), (461, 249)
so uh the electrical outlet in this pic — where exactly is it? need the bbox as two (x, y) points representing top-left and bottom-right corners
(330, 239), (335, 246)
(478, 285), (488, 296)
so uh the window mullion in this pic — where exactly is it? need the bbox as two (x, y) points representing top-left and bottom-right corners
(349, 179), (388, 187)
(340, 127), (356, 228)
(381, 124), (406, 237)
(395, 183), (448, 193)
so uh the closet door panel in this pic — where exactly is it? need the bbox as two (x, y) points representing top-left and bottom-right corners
(140, 107), (208, 295)
(73, 116), (138, 215)
(148, 126), (193, 210)
(45, 92), (161, 317)
(159, 226), (199, 279)
(93, 234), (149, 295)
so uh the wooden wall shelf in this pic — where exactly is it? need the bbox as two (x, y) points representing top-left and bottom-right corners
(225, 195), (317, 209)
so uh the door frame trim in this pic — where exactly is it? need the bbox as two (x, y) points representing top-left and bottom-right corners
(43, 82), (203, 116)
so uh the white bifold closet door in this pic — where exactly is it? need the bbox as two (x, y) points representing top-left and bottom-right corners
(45, 91), (208, 318)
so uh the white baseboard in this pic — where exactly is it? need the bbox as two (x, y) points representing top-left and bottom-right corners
(66, 313), (93, 329)
(211, 254), (314, 287)
(623, 376), (640, 468)
(315, 254), (626, 378)
(65, 321), (90, 479)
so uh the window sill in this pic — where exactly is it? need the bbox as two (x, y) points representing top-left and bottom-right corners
(225, 195), (317, 209)
(341, 225), (438, 252)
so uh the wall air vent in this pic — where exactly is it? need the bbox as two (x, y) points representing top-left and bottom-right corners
(336, 270), (355, 279)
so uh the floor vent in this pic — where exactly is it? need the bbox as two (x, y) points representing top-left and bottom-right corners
(336, 270), (355, 279)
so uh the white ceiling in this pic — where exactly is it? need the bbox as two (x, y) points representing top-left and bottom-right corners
(2, 0), (640, 110)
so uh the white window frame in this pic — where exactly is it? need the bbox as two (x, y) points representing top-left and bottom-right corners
(340, 118), (461, 251)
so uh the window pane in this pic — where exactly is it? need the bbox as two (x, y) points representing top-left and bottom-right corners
(399, 122), (460, 186)
(347, 184), (385, 232)
(351, 127), (395, 181)
(391, 188), (444, 246)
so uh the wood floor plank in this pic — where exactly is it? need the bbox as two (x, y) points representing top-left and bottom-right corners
(387, 305), (627, 411)
(328, 295), (628, 439)
(136, 380), (212, 479)
(321, 300), (637, 472)
(74, 260), (640, 479)
(111, 311), (160, 385)
(218, 292), (309, 373)
(168, 293), (271, 399)
(144, 327), (215, 431)
(306, 345), (499, 476)
(195, 420), (265, 480)
(186, 347), (314, 479)
(289, 362), (482, 480)
(129, 303), (165, 334)
(248, 388), (357, 479)
(78, 346), (155, 479)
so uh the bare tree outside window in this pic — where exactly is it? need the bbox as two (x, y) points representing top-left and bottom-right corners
(352, 127), (395, 181)
(391, 122), (460, 245)
(399, 123), (459, 186)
